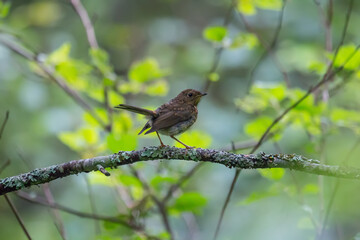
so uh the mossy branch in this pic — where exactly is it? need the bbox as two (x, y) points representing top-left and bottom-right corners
(1, 146), (360, 195)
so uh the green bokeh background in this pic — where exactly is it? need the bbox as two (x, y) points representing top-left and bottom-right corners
(1, 0), (360, 239)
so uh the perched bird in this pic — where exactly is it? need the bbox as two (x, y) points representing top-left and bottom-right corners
(115, 89), (207, 149)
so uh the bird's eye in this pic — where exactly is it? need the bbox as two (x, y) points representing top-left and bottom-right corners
(187, 93), (193, 97)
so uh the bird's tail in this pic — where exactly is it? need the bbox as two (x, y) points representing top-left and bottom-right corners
(114, 104), (156, 117)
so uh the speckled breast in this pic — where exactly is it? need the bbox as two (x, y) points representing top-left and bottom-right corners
(158, 114), (198, 136)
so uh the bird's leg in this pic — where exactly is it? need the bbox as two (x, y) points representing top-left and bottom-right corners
(156, 131), (166, 147)
(170, 135), (193, 149)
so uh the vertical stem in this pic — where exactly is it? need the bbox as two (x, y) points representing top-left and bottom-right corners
(4, 194), (32, 240)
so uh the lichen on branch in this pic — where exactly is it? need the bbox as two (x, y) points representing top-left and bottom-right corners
(1, 146), (360, 195)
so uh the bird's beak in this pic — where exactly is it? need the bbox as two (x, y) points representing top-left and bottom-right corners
(201, 92), (207, 96)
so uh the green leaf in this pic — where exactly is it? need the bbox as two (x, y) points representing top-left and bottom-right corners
(308, 60), (326, 75)
(83, 108), (108, 127)
(0, 2), (11, 18)
(258, 168), (285, 180)
(207, 72), (220, 82)
(48, 43), (71, 64)
(255, 0), (282, 10)
(88, 172), (116, 186)
(230, 33), (259, 49)
(109, 91), (125, 106)
(47, 43), (94, 91)
(118, 175), (142, 187)
(174, 130), (212, 149)
(234, 96), (268, 113)
(203, 26), (227, 43)
(145, 79), (169, 96)
(240, 190), (278, 205)
(58, 131), (82, 152)
(252, 84), (286, 102)
(113, 112), (133, 133)
(106, 132), (137, 152)
(244, 116), (273, 138)
(118, 81), (142, 94)
(331, 108), (360, 124)
(117, 175), (144, 200)
(302, 184), (319, 194)
(170, 192), (207, 214)
(89, 48), (114, 78)
(150, 175), (177, 190)
(237, 0), (283, 15)
(237, 0), (256, 15)
(81, 127), (99, 145)
(128, 58), (170, 82)
(58, 127), (102, 153)
(331, 44), (360, 70)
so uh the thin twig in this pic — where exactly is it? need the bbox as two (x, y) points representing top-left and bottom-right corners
(289, 172), (320, 231)
(42, 184), (67, 240)
(0, 36), (107, 130)
(319, 137), (360, 240)
(0, 111), (10, 174)
(0, 110), (9, 140)
(236, 4), (289, 88)
(69, 0), (113, 132)
(246, 0), (288, 92)
(129, 166), (175, 239)
(70, 0), (99, 49)
(213, 169), (241, 240)
(152, 196), (174, 240)
(17, 152), (67, 239)
(250, 44), (359, 156)
(84, 175), (101, 235)
(163, 163), (203, 202)
(4, 194), (32, 240)
(203, 0), (236, 92)
(16, 191), (141, 230)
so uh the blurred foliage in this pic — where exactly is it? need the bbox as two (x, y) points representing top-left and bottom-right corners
(1, 0), (360, 240)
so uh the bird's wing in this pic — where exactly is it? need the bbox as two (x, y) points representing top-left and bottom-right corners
(144, 105), (194, 134)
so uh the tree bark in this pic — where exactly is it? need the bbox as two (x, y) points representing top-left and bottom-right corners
(1, 146), (360, 195)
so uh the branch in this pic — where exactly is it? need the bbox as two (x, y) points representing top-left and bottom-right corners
(16, 191), (141, 230)
(1, 146), (360, 195)
(0, 36), (107, 130)
(70, 0), (99, 49)
(203, 0), (236, 92)
(4, 194), (32, 240)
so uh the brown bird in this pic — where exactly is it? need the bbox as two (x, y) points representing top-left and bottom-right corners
(115, 89), (207, 149)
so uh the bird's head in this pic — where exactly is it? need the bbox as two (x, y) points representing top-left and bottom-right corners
(176, 89), (207, 106)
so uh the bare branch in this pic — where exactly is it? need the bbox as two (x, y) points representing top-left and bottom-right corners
(16, 191), (141, 230)
(0, 110), (9, 140)
(69, 0), (113, 131)
(70, 0), (99, 49)
(236, 5), (290, 87)
(203, 0), (236, 92)
(163, 163), (203, 203)
(42, 184), (67, 239)
(4, 194), (32, 240)
(319, 137), (360, 240)
(246, 0), (289, 91)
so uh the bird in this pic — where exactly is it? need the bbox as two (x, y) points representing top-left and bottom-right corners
(115, 89), (207, 149)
